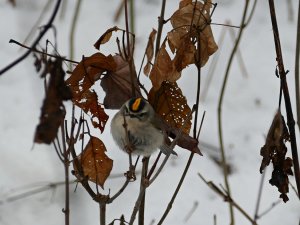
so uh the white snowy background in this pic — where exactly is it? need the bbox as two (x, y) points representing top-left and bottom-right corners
(0, 0), (299, 225)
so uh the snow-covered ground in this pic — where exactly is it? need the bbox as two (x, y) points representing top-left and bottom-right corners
(0, 0), (299, 225)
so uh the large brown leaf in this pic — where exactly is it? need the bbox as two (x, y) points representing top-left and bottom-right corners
(66, 53), (115, 132)
(75, 136), (113, 188)
(148, 81), (192, 134)
(169, 0), (218, 68)
(101, 55), (142, 109)
(149, 42), (181, 90)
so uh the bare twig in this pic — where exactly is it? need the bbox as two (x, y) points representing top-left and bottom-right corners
(0, 181), (75, 204)
(60, 122), (70, 225)
(9, 39), (79, 64)
(124, 0), (136, 97)
(244, 0), (258, 26)
(256, 200), (281, 219)
(22, 0), (53, 47)
(0, 0), (62, 75)
(217, 1), (250, 224)
(129, 0), (135, 34)
(100, 203), (106, 225)
(183, 201), (199, 222)
(228, 27), (249, 78)
(198, 173), (258, 225)
(155, 0), (167, 56)
(149, 108), (195, 185)
(254, 169), (266, 221)
(138, 157), (149, 225)
(289, 181), (300, 199)
(268, 0), (300, 198)
(295, 1), (300, 133)
(69, 0), (82, 70)
(157, 112), (205, 225)
(157, 153), (194, 225)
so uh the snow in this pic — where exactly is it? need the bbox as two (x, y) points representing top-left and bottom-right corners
(0, 0), (299, 225)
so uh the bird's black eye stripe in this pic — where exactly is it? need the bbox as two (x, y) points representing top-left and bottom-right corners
(123, 106), (129, 115)
(138, 112), (148, 118)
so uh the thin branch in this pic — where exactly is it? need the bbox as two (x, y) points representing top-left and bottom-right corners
(254, 169), (266, 221)
(295, 0), (300, 133)
(157, 112), (205, 225)
(129, 0), (135, 35)
(0, 0), (62, 75)
(155, 0), (167, 56)
(138, 157), (149, 225)
(22, 0), (53, 47)
(198, 173), (258, 225)
(0, 180), (75, 203)
(148, 108), (195, 185)
(61, 122), (70, 225)
(244, 0), (258, 26)
(124, 0), (136, 97)
(183, 201), (199, 223)
(289, 181), (300, 199)
(100, 203), (106, 225)
(268, 0), (300, 198)
(157, 153), (194, 225)
(69, 0), (82, 70)
(9, 39), (79, 64)
(256, 200), (281, 219)
(217, 1), (250, 224)
(129, 187), (147, 225)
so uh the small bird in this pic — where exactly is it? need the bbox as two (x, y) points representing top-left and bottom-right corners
(111, 97), (170, 157)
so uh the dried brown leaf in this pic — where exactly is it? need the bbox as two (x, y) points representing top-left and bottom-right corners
(148, 81), (192, 134)
(94, 26), (120, 50)
(101, 55), (142, 109)
(149, 43), (181, 89)
(173, 36), (196, 71)
(76, 136), (113, 188)
(169, 0), (218, 68)
(259, 110), (293, 202)
(66, 53), (115, 132)
(76, 90), (109, 132)
(143, 29), (157, 76)
(35, 58), (72, 144)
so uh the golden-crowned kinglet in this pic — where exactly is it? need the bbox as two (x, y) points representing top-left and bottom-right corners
(111, 97), (170, 156)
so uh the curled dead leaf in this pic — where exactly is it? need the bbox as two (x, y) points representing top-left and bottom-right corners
(143, 29), (157, 76)
(259, 110), (293, 202)
(35, 58), (72, 144)
(66, 53), (115, 132)
(149, 42), (181, 90)
(101, 55), (142, 109)
(94, 26), (120, 50)
(74, 136), (113, 188)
